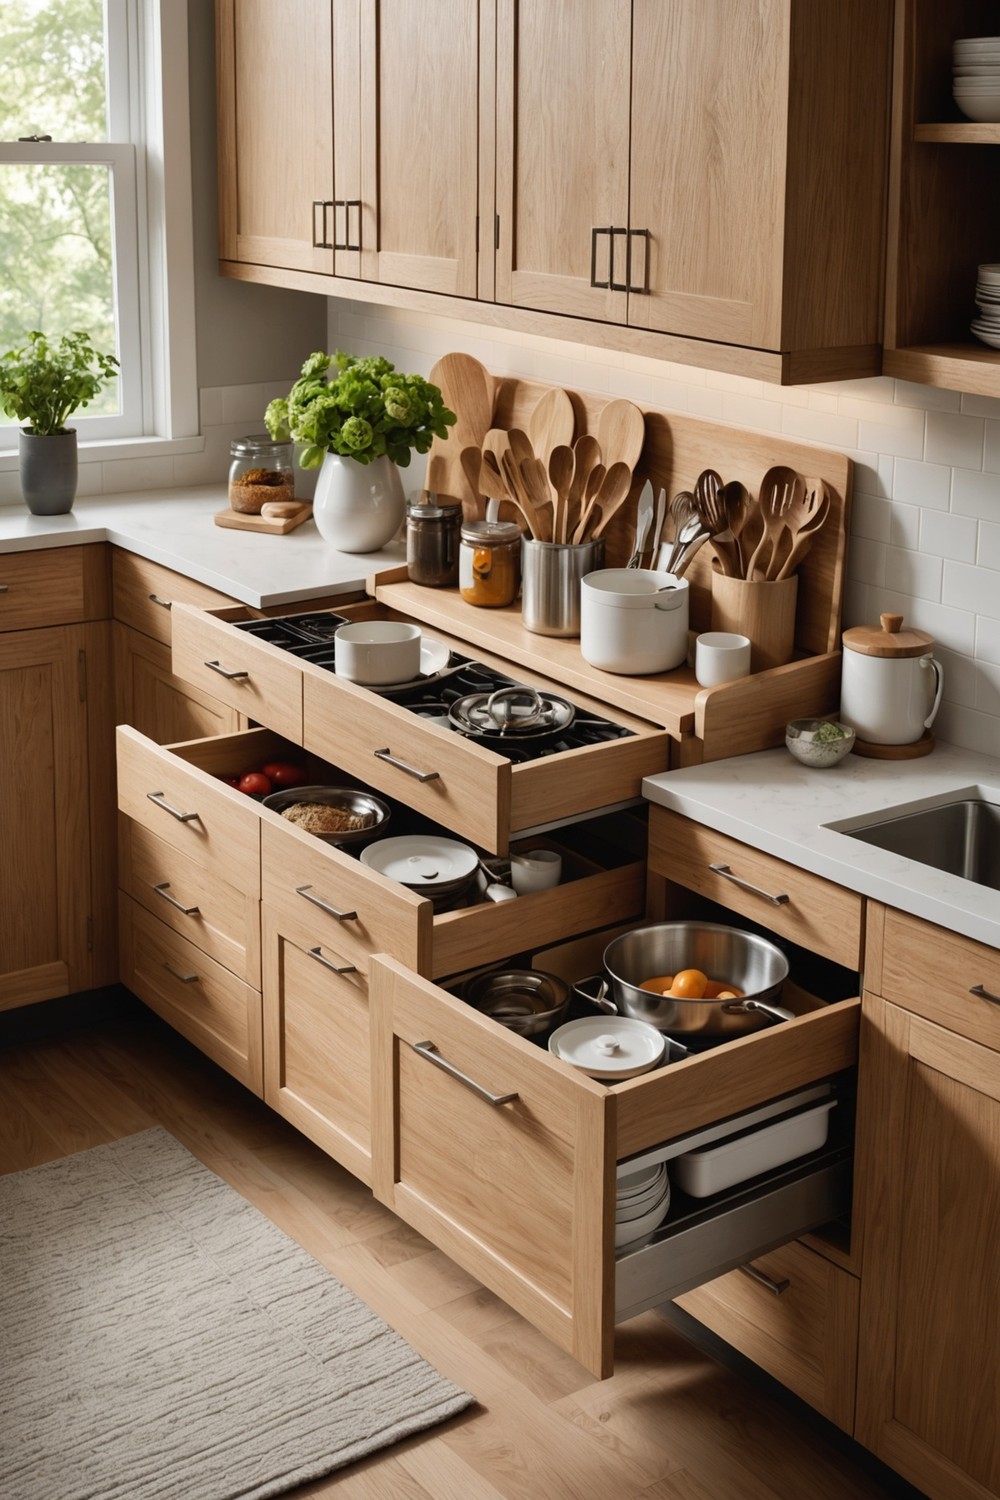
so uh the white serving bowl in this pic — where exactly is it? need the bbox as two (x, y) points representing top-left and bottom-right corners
(953, 90), (1000, 120)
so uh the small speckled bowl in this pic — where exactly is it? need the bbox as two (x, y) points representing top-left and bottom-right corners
(785, 718), (856, 768)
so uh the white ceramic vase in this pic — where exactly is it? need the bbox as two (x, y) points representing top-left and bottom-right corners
(312, 452), (405, 553)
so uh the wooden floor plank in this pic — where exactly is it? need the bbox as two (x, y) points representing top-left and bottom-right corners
(0, 1003), (909, 1500)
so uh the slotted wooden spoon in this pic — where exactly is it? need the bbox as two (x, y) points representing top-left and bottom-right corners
(745, 467), (805, 581)
(775, 482), (830, 580)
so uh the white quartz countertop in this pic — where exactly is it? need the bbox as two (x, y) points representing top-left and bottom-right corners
(0, 487), (405, 607)
(643, 744), (1000, 950)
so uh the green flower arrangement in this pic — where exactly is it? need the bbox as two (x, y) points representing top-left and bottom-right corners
(264, 350), (456, 468)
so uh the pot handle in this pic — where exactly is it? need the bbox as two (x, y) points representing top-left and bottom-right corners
(571, 975), (619, 1015)
(722, 998), (796, 1026)
(921, 655), (944, 729)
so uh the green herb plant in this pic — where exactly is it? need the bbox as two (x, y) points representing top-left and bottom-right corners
(265, 350), (456, 468)
(0, 330), (119, 436)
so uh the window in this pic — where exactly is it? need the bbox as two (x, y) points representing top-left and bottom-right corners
(0, 0), (197, 451)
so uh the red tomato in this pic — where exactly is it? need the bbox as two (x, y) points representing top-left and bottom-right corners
(261, 761), (309, 789)
(219, 774), (241, 788)
(238, 771), (272, 796)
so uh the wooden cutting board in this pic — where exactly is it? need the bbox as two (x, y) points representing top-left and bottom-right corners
(214, 503), (313, 535)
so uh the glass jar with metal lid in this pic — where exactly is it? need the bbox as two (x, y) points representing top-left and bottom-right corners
(406, 493), (463, 587)
(228, 434), (294, 514)
(459, 519), (522, 607)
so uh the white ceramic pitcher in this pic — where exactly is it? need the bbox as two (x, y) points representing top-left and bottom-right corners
(840, 612), (944, 745)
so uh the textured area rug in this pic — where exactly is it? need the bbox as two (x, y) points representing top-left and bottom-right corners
(0, 1129), (474, 1500)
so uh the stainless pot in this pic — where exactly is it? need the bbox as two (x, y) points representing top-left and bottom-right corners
(574, 921), (793, 1036)
(463, 967), (570, 1036)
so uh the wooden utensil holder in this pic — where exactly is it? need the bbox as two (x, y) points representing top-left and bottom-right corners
(710, 574), (798, 672)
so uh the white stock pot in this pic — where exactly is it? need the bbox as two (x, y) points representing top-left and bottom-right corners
(840, 612), (944, 745)
(580, 568), (689, 675)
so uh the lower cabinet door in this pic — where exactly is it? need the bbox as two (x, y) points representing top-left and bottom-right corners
(674, 1240), (860, 1432)
(119, 893), (263, 1095)
(262, 908), (373, 1187)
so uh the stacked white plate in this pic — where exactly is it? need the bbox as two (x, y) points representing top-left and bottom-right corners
(953, 37), (1000, 122)
(972, 263), (1000, 349)
(615, 1161), (671, 1252)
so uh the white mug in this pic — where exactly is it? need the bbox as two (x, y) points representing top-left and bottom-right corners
(509, 848), (562, 895)
(695, 632), (752, 687)
(333, 620), (421, 685)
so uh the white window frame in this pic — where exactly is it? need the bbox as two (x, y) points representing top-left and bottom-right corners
(0, 0), (199, 458)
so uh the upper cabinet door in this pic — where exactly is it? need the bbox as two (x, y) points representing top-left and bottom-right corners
(495, 0), (631, 321)
(358, 0), (481, 296)
(627, 0), (788, 347)
(216, 0), (335, 274)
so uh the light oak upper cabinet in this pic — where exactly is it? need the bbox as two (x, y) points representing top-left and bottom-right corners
(496, 0), (893, 379)
(216, 0), (366, 280)
(358, 0), (483, 297)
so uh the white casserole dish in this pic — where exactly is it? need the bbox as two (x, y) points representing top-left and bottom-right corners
(671, 1097), (837, 1198)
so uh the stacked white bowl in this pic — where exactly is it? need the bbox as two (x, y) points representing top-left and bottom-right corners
(972, 264), (1000, 349)
(953, 37), (1000, 121)
(615, 1161), (671, 1252)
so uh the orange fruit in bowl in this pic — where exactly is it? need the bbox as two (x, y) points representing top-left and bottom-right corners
(639, 974), (674, 994)
(669, 967), (709, 999)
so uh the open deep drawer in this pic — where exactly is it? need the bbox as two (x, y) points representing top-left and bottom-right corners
(168, 601), (669, 854)
(116, 725), (647, 981)
(368, 951), (859, 1378)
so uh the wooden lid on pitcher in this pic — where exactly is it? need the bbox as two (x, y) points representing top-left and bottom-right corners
(842, 612), (934, 658)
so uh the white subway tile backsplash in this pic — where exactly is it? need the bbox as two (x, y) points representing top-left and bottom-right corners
(892, 455), (951, 510)
(937, 646), (978, 709)
(885, 545), (943, 602)
(856, 406), (925, 460)
(220, 383), (268, 425)
(199, 388), (224, 428)
(100, 456), (176, 493)
(943, 559), (1000, 621)
(976, 616), (1000, 665)
(977, 519), (1000, 571)
(976, 661), (1000, 716)
(920, 508), (978, 565)
(952, 467), (1000, 519)
(889, 501), (921, 550)
(892, 379), (962, 413)
(852, 492), (892, 543)
(848, 535), (887, 587)
(781, 404), (859, 449)
(879, 590), (977, 656)
(985, 420), (1000, 473)
(924, 409), (986, 469)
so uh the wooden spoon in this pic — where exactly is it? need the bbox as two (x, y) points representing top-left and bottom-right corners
(528, 387), (575, 471)
(775, 482), (830, 580)
(745, 466), (804, 581)
(590, 462), (633, 537)
(548, 444), (575, 542)
(479, 449), (512, 506)
(719, 479), (752, 578)
(519, 456), (556, 541)
(459, 446), (487, 516)
(572, 462), (607, 543)
(499, 448), (543, 538)
(595, 398), (644, 473)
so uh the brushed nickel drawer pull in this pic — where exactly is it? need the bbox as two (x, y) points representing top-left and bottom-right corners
(295, 885), (358, 922)
(970, 983), (1000, 1007)
(153, 882), (200, 916)
(373, 748), (440, 783)
(307, 946), (357, 976)
(709, 863), (790, 906)
(413, 1041), (518, 1106)
(163, 961), (198, 984)
(739, 1263), (790, 1296)
(0, 584), (9, 594)
(204, 659), (249, 680)
(147, 593), (171, 609)
(147, 791), (200, 823)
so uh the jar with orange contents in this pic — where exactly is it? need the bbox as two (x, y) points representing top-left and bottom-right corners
(459, 519), (522, 607)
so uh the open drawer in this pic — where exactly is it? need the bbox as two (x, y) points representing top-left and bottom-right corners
(368, 952), (859, 1378)
(116, 725), (647, 982)
(169, 600), (669, 854)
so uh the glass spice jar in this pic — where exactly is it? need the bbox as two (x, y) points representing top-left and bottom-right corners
(228, 434), (295, 514)
(459, 519), (522, 607)
(406, 494), (463, 587)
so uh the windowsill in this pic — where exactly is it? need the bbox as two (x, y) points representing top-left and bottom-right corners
(0, 433), (207, 469)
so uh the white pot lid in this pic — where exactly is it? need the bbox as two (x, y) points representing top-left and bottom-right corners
(548, 1016), (665, 1078)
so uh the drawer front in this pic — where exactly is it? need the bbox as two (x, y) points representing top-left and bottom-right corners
(112, 551), (237, 645)
(0, 546), (99, 630)
(171, 603), (303, 742)
(369, 954), (616, 1378)
(113, 624), (242, 746)
(262, 908), (372, 1186)
(119, 893), (262, 1094)
(876, 904), (1000, 1051)
(116, 726), (261, 897)
(305, 665), (668, 854)
(649, 806), (864, 971)
(119, 817), (260, 985)
(673, 1240), (859, 1432)
(261, 819), (429, 976)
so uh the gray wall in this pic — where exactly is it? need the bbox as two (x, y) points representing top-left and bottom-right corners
(187, 0), (326, 389)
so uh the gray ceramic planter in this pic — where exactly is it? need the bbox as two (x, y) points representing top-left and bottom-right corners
(19, 428), (78, 515)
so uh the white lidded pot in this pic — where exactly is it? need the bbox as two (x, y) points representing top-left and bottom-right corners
(580, 569), (689, 675)
(840, 612), (944, 745)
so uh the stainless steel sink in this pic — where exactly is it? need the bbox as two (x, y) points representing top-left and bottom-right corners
(833, 791), (1000, 892)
